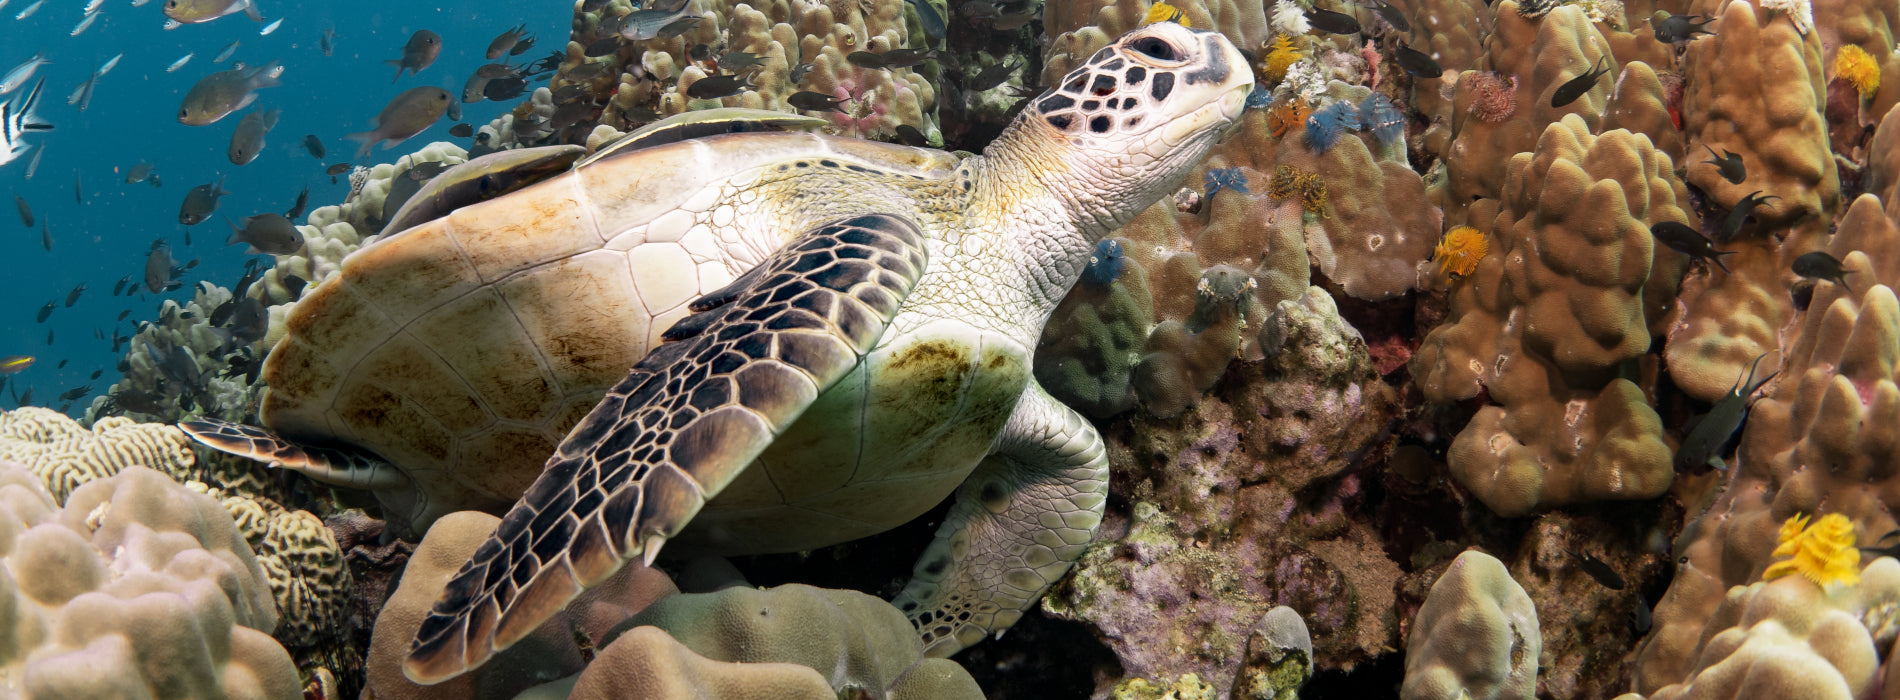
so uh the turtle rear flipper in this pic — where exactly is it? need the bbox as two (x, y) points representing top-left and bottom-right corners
(179, 418), (410, 489)
(893, 382), (1109, 656)
(402, 213), (930, 685)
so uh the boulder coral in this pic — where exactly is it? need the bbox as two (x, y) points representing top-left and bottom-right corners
(0, 461), (298, 699)
(1413, 115), (1686, 517)
(1400, 550), (1540, 700)
(1633, 189), (1900, 693)
(1665, 0), (1836, 402)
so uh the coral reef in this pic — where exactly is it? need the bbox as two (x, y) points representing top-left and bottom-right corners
(87, 282), (254, 425)
(1412, 115), (1687, 516)
(1622, 557), (1900, 700)
(1400, 550), (1540, 700)
(1634, 188), (1900, 693)
(582, 584), (983, 699)
(1664, 0), (1836, 402)
(1044, 286), (1401, 694)
(0, 407), (197, 501)
(0, 461), (298, 699)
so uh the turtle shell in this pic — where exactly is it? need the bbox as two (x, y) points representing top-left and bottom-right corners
(262, 132), (963, 533)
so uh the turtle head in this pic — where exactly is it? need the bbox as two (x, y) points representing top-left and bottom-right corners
(1002, 22), (1253, 232)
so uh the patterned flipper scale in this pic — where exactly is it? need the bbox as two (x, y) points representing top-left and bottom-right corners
(402, 213), (930, 684)
(178, 418), (411, 489)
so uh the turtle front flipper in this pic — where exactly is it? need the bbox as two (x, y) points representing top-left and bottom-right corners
(402, 213), (930, 684)
(179, 418), (411, 490)
(893, 381), (1109, 657)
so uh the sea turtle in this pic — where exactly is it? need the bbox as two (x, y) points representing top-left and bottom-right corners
(193, 22), (1251, 680)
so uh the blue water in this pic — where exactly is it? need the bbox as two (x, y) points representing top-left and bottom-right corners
(0, 1), (569, 413)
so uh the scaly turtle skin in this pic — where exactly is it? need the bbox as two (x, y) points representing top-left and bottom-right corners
(201, 23), (1250, 681)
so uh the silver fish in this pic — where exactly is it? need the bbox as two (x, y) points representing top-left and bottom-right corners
(259, 17), (281, 35)
(69, 10), (99, 36)
(619, 2), (695, 41)
(166, 52), (194, 73)
(12, 0), (40, 20)
(0, 53), (49, 96)
(212, 40), (240, 63)
(0, 78), (52, 168)
(65, 73), (95, 111)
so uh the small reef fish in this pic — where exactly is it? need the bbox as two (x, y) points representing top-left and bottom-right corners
(162, 0), (259, 24)
(1568, 550), (1625, 590)
(302, 133), (324, 159)
(1675, 354), (1775, 475)
(1719, 190), (1779, 241)
(0, 53), (49, 96)
(1551, 56), (1611, 108)
(179, 61), (283, 126)
(179, 176), (229, 225)
(124, 161), (155, 184)
(64, 282), (83, 307)
(34, 302), (50, 322)
(881, 48), (935, 69)
(69, 10), (99, 36)
(1372, 2), (1409, 31)
(1792, 251), (1854, 288)
(285, 185), (309, 219)
(969, 60), (1018, 91)
(462, 73), (492, 103)
(474, 63), (519, 79)
(259, 17), (282, 35)
(717, 51), (767, 72)
(56, 385), (90, 403)
(619, 2), (695, 41)
(1306, 7), (1359, 34)
(486, 24), (529, 60)
(319, 27), (336, 56)
(345, 86), (453, 157)
(654, 16), (700, 39)
(448, 123), (473, 137)
(894, 124), (929, 147)
(686, 73), (752, 99)
(145, 240), (180, 293)
(212, 41), (241, 64)
(846, 51), (887, 70)
(0, 356), (31, 374)
(166, 52), (195, 73)
(66, 74), (97, 112)
(1650, 221), (1735, 273)
(227, 108), (280, 165)
(13, 194), (30, 227)
(1396, 44), (1441, 78)
(111, 275), (128, 295)
(224, 212), (302, 254)
(481, 76), (527, 101)
(1701, 144), (1745, 185)
(788, 62), (816, 84)
(1653, 13), (1715, 42)
(787, 91), (848, 113)
(39, 220), (48, 250)
(387, 29), (442, 82)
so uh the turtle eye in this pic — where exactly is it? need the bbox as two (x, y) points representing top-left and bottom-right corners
(1130, 37), (1178, 62)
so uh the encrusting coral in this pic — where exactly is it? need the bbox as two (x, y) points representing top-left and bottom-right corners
(0, 461), (299, 699)
(1412, 115), (1687, 517)
(1400, 550), (1540, 700)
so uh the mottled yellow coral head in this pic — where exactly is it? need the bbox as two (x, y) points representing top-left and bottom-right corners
(1433, 226), (1488, 278)
(1834, 45), (1881, 98)
(1143, 1), (1191, 27)
(1764, 512), (1861, 588)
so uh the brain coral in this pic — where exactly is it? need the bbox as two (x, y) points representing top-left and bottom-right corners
(1412, 115), (1688, 517)
(0, 461), (298, 699)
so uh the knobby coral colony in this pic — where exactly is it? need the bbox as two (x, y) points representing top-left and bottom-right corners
(35, 0), (1900, 695)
